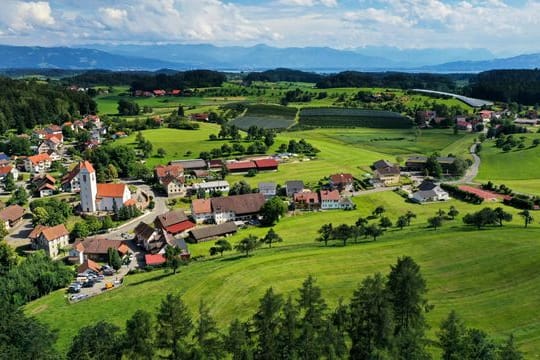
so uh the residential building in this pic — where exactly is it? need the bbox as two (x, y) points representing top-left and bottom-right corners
(155, 164), (185, 197)
(191, 199), (213, 224)
(32, 174), (56, 197)
(61, 162), (83, 192)
(339, 197), (356, 210)
(24, 153), (52, 173)
(145, 254), (167, 266)
(69, 237), (130, 264)
(410, 181), (450, 203)
(193, 181), (230, 194)
(0, 166), (18, 181)
(329, 173), (354, 192)
(320, 190), (340, 210)
(77, 259), (101, 274)
(258, 182), (277, 198)
(134, 222), (170, 253)
(211, 193), (266, 224)
(285, 180), (304, 197)
(372, 160), (401, 186)
(188, 222), (238, 243)
(191, 113), (209, 121)
(30, 224), (69, 258)
(154, 210), (195, 235)
(294, 191), (320, 211)
(0, 205), (25, 230)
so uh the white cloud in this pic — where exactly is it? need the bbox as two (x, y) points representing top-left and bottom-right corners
(277, 0), (338, 7)
(99, 7), (128, 28)
(0, 1), (55, 33)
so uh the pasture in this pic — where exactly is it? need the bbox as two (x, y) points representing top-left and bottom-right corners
(299, 107), (412, 128)
(26, 191), (540, 355)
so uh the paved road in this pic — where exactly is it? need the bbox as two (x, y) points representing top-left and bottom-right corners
(448, 143), (480, 185)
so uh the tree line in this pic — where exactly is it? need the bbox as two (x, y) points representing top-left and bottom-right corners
(51, 256), (523, 360)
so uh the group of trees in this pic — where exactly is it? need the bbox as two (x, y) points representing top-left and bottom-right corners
(71, 215), (115, 239)
(30, 198), (72, 226)
(0, 77), (97, 133)
(278, 138), (320, 156)
(117, 99), (140, 116)
(467, 69), (540, 105)
(462, 207), (514, 229)
(60, 257), (521, 359)
(427, 206), (459, 230)
(84, 144), (151, 182)
(208, 229), (285, 258)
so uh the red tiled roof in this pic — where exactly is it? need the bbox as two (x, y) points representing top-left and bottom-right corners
(0, 205), (25, 222)
(165, 221), (195, 235)
(41, 224), (69, 242)
(320, 190), (340, 201)
(192, 198), (212, 214)
(97, 183), (127, 198)
(254, 159), (279, 169)
(171, 89), (181, 95)
(124, 199), (136, 206)
(73, 237), (128, 255)
(45, 133), (63, 142)
(145, 254), (166, 266)
(77, 259), (101, 274)
(294, 191), (320, 204)
(27, 153), (51, 165)
(29, 224), (46, 239)
(330, 173), (354, 184)
(155, 164), (184, 179)
(226, 161), (257, 171)
(0, 166), (13, 175)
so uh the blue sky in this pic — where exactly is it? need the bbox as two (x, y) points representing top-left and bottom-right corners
(0, 0), (538, 55)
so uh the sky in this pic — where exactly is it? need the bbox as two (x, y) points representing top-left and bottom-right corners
(0, 0), (538, 55)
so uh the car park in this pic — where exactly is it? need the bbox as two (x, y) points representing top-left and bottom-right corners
(82, 280), (94, 288)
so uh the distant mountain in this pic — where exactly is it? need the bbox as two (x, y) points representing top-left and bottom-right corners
(89, 43), (398, 70)
(0, 45), (188, 70)
(353, 46), (494, 67)
(424, 53), (540, 72)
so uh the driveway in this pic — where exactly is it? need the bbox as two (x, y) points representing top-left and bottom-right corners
(448, 143), (480, 185)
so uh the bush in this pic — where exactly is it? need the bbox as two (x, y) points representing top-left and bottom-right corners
(441, 184), (483, 204)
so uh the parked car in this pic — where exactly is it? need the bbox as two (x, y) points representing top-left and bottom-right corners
(68, 285), (81, 294)
(82, 280), (94, 288)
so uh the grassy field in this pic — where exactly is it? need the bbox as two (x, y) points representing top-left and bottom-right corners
(299, 107), (411, 128)
(476, 134), (540, 194)
(26, 192), (540, 355)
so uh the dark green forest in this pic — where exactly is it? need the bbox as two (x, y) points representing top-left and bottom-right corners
(467, 69), (540, 105)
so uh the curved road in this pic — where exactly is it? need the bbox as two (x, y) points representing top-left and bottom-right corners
(448, 143), (480, 185)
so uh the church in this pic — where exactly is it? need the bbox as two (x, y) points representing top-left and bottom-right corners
(77, 161), (132, 213)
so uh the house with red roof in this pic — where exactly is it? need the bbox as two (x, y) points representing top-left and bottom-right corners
(96, 183), (132, 212)
(0, 205), (25, 229)
(330, 173), (354, 192)
(154, 210), (195, 235)
(226, 161), (257, 173)
(294, 191), (320, 211)
(30, 224), (69, 258)
(456, 117), (472, 131)
(69, 237), (130, 264)
(153, 89), (166, 96)
(145, 253), (167, 266)
(254, 158), (279, 171)
(320, 190), (341, 210)
(31, 174), (56, 197)
(24, 153), (52, 173)
(191, 198), (213, 224)
(155, 164), (185, 197)
(0, 165), (18, 182)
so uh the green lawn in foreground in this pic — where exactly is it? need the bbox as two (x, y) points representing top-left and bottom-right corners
(26, 205), (540, 356)
(476, 134), (540, 194)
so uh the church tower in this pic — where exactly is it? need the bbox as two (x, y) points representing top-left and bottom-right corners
(79, 161), (97, 213)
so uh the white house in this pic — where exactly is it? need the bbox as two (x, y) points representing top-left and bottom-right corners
(155, 164), (185, 197)
(320, 190), (341, 210)
(0, 166), (18, 181)
(191, 199), (213, 224)
(258, 182), (277, 198)
(24, 153), (52, 173)
(30, 224), (69, 258)
(410, 181), (450, 203)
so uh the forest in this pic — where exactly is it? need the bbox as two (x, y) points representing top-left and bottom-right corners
(467, 69), (540, 105)
(0, 77), (96, 132)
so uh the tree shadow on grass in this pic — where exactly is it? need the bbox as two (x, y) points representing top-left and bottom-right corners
(127, 271), (174, 287)
(219, 254), (251, 262)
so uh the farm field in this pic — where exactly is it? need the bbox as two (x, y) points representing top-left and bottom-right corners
(299, 107), (412, 128)
(26, 191), (540, 355)
(476, 133), (540, 194)
(230, 104), (297, 130)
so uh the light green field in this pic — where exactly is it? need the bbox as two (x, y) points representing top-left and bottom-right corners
(26, 192), (540, 355)
(476, 134), (540, 194)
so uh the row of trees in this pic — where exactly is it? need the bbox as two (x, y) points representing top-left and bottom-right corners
(62, 257), (522, 360)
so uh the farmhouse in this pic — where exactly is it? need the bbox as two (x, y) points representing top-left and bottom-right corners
(134, 222), (171, 253)
(410, 181), (450, 203)
(285, 180), (304, 197)
(61, 162), (84, 192)
(330, 173), (354, 192)
(191, 199), (213, 224)
(29, 224), (69, 258)
(211, 193), (266, 224)
(0, 205), (25, 229)
(154, 210), (195, 235)
(188, 222), (238, 243)
(258, 182), (277, 198)
(24, 153), (52, 173)
(320, 190), (340, 210)
(31, 174), (56, 197)
(294, 191), (320, 211)
(155, 164), (185, 197)
(69, 237), (130, 264)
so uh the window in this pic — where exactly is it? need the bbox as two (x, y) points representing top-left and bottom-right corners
(82, 174), (87, 182)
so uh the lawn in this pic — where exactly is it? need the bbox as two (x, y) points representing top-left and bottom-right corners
(476, 134), (540, 194)
(26, 191), (540, 355)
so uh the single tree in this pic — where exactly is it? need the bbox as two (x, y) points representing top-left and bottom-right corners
(494, 207), (513, 226)
(463, 328), (496, 360)
(437, 310), (466, 360)
(428, 216), (443, 230)
(253, 288), (283, 359)
(123, 310), (155, 360)
(156, 293), (193, 359)
(396, 215), (408, 230)
(448, 206), (459, 220)
(297, 276), (327, 359)
(260, 197), (287, 226)
(67, 321), (123, 360)
(333, 223), (352, 246)
(437, 209), (446, 218)
(317, 223), (333, 246)
(276, 296), (298, 359)
(498, 334), (523, 360)
(261, 228), (283, 248)
(107, 247), (122, 270)
(518, 210), (533, 228)
(355, 216), (368, 227)
(405, 210), (417, 226)
(379, 216), (393, 229)
(164, 245), (183, 274)
(224, 319), (253, 360)
(372, 206), (386, 217)
(191, 300), (223, 359)
(4, 172), (15, 192)
(209, 239), (232, 256)
(157, 147), (166, 157)
(366, 224), (384, 241)
(234, 234), (260, 257)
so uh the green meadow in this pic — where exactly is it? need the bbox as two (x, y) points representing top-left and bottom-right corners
(26, 191), (540, 355)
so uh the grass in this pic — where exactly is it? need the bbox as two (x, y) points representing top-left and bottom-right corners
(230, 104), (298, 130)
(26, 192), (540, 355)
(476, 134), (540, 194)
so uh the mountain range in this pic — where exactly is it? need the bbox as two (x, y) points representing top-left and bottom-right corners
(0, 43), (539, 73)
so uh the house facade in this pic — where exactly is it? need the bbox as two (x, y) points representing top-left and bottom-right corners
(155, 164), (185, 197)
(30, 224), (69, 258)
(258, 182), (277, 198)
(320, 190), (341, 210)
(191, 199), (213, 224)
(193, 181), (230, 194)
(294, 191), (320, 211)
(24, 153), (52, 173)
